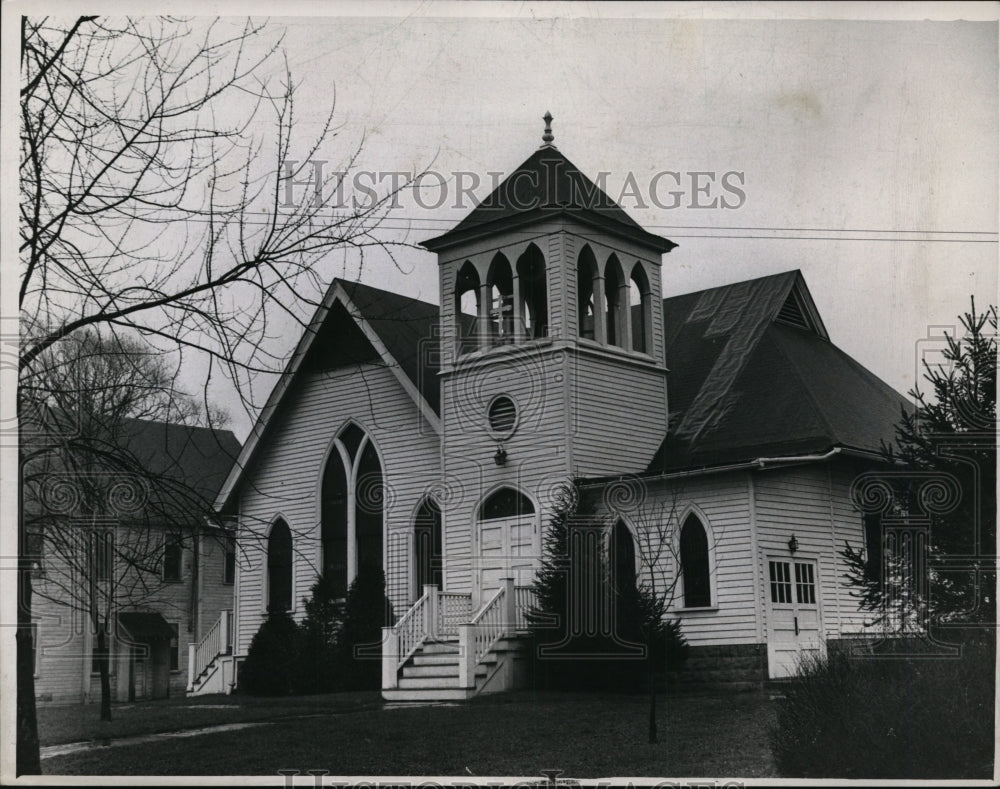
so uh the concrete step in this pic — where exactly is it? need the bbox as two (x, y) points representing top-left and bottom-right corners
(419, 640), (460, 655)
(402, 664), (459, 679)
(382, 687), (475, 702)
(398, 676), (464, 690)
(411, 654), (461, 667)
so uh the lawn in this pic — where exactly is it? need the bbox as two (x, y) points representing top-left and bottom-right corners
(39, 690), (778, 778)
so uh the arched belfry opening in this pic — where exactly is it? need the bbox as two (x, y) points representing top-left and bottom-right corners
(629, 263), (652, 354)
(577, 245), (600, 341)
(605, 255), (627, 349)
(487, 253), (515, 346)
(516, 245), (548, 340)
(454, 261), (481, 356)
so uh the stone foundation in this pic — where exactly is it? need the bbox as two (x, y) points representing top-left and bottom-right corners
(669, 642), (768, 692)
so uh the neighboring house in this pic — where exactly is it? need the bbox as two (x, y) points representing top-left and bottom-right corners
(215, 124), (909, 699)
(26, 418), (240, 703)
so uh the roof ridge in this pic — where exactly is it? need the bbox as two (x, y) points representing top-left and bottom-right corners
(661, 269), (801, 307)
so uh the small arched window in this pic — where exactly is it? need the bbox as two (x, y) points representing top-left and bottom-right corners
(487, 253), (515, 346)
(267, 519), (293, 613)
(629, 263), (651, 354)
(479, 487), (535, 520)
(414, 497), (443, 592)
(455, 261), (481, 356)
(577, 246), (599, 340)
(612, 520), (637, 595)
(516, 245), (548, 340)
(605, 255), (627, 349)
(680, 514), (711, 608)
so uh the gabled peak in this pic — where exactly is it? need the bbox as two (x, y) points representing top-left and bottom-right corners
(775, 287), (813, 332)
(773, 276), (826, 338)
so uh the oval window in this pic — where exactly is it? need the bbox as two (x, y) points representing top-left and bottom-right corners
(488, 395), (517, 436)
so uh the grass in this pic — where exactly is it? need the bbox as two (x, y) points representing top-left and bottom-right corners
(37, 691), (380, 746)
(39, 690), (778, 778)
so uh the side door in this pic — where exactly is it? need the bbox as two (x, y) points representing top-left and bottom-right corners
(765, 557), (824, 679)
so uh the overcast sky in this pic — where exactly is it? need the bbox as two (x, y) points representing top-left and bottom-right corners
(225, 8), (998, 439)
(7, 4), (998, 441)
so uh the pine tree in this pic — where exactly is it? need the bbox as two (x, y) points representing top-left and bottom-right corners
(843, 298), (997, 631)
(295, 574), (345, 694)
(335, 565), (394, 690)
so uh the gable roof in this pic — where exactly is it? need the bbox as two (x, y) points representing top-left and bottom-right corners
(214, 279), (442, 512)
(421, 146), (676, 254)
(117, 418), (242, 504)
(648, 271), (910, 473)
(337, 281), (442, 414)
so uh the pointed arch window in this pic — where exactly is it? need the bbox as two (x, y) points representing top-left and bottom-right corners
(612, 520), (637, 595)
(321, 424), (385, 598)
(267, 519), (293, 613)
(516, 245), (548, 340)
(413, 497), (443, 593)
(680, 514), (711, 608)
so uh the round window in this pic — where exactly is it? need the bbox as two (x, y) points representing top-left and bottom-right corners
(488, 395), (518, 436)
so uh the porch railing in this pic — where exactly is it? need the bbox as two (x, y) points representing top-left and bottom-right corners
(438, 592), (472, 636)
(187, 609), (231, 692)
(382, 579), (527, 691)
(514, 585), (536, 631)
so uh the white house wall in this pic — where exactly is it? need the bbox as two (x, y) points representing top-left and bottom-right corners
(751, 461), (872, 642)
(234, 362), (440, 657)
(614, 470), (760, 648)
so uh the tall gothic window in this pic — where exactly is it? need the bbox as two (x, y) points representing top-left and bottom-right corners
(321, 423), (385, 598)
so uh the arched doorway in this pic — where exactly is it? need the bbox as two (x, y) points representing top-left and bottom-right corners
(476, 487), (538, 595)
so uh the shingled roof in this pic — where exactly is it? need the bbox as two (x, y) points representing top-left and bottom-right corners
(337, 281), (442, 414)
(648, 271), (910, 472)
(218, 269), (911, 509)
(117, 418), (242, 504)
(421, 146), (676, 254)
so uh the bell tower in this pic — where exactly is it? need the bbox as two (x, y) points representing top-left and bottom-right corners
(420, 114), (676, 595)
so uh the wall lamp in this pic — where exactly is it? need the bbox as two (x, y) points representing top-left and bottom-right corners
(493, 443), (508, 467)
(788, 534), (799, 554)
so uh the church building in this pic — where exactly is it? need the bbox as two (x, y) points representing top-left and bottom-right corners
(212, 116), (908, 699)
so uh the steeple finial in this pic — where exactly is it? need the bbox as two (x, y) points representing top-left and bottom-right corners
(541, 111), (554, 146)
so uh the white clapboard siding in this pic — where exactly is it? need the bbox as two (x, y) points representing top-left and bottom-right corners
(752, 461), (872, 640)
(829, 462), (877, 635)
(440, 349), (573, 595)
(235, 362), (440, 656)
(568, 352), (668, 478)
(605, 471), (759, 647)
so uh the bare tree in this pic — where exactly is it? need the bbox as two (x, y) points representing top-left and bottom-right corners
(22, 329), (230, 722)
(602, 477), (722, 744)
(18, 16), (417, 773)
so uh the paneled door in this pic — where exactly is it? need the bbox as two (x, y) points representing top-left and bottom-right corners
(765, 557), (825, 678)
